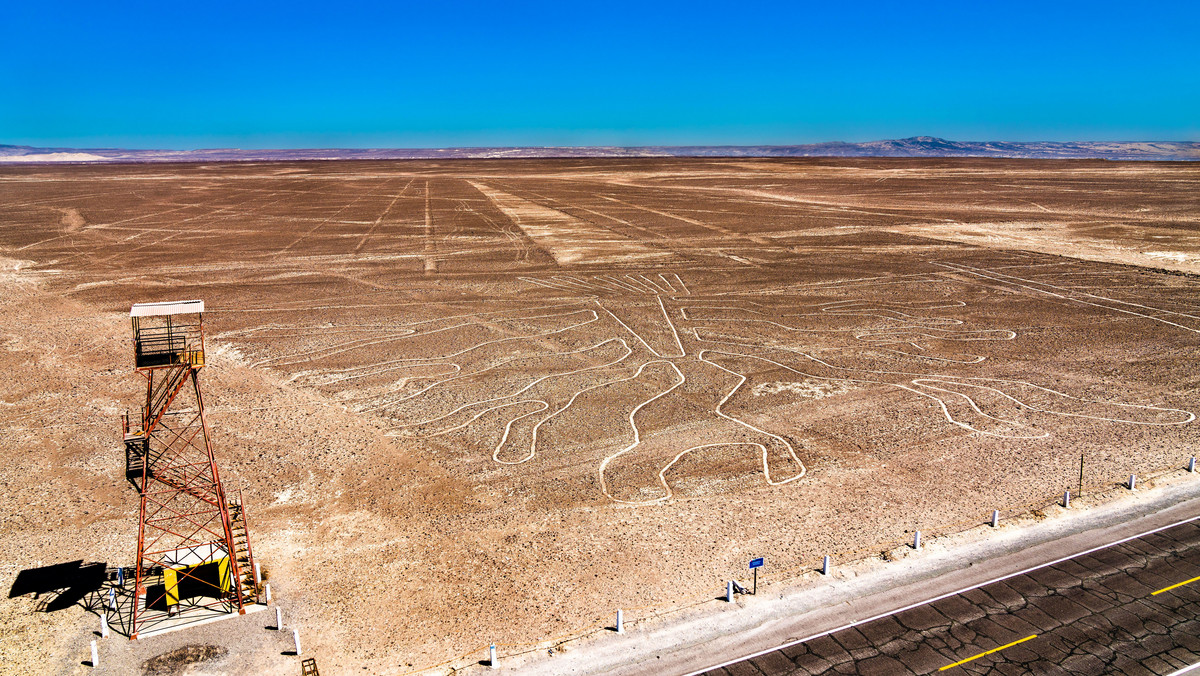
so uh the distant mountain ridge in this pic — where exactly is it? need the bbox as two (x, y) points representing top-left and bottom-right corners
(1, 137), (1197, 163)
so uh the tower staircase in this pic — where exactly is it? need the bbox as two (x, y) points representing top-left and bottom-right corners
(228, 493), (260, 607)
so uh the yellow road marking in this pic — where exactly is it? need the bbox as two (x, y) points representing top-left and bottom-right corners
(939, 634), (1038, 671)
(1152, 574), (1200, 596)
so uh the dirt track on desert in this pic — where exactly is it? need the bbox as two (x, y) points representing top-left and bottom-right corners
(1, 158), (1198, 673)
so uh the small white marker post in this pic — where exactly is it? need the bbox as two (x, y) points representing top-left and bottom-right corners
(276, 607), (283, 630)
(117, 567), (124, 587)
(100, 614), (109, 639)
(822, 555), (831, 576)
(108, 587), (116, 611)
(726, 581), (734, 603)
(991, 510), (1000, 528)
(616, 609), (624, 634)
(254, 562), (262, 585)
(913, 530), (922, 550)
(90, 640), (99, 667)
(489, 644), (498, 668)
(1189, 456), (1196, 473)
(264, 583), (272, 604)
(1064, 490), (1071, 509)
(1129, 474), (1137, 490)
(292, 629), (302, 656)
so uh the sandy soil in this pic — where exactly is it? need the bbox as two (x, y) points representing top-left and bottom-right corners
(0, 158), (1197, 674)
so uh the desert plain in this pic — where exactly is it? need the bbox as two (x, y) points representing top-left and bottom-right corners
(1, 157), (1198, 673)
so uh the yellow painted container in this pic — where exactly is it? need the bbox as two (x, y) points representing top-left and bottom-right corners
(164, 555), (231, 606)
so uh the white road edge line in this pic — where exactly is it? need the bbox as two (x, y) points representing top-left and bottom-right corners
(1165, 661), (1200, 676)
(683, 511), (1200, 676)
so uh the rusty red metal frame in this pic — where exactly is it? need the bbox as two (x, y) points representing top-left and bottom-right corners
(123, 310), (258, 639)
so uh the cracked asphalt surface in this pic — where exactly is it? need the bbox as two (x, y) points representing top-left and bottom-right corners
(703, 519), (1200, 675)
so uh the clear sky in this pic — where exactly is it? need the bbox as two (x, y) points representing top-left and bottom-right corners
(2, 1), (1197, 149)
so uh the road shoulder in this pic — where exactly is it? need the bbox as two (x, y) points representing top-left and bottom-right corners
(513, 473), (1200, 676)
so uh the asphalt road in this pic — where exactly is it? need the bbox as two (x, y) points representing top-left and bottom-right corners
(700, 519), (1200, 675)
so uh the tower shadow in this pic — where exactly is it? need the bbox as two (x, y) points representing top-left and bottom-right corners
(9, 560), (108, 612)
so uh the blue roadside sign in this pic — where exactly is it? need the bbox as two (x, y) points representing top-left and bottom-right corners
(749, 557), (764, 569)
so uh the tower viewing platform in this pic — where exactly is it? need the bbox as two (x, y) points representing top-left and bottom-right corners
(131, 300), (205, 369)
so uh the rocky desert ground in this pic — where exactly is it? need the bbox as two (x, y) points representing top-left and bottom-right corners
(1, 157), (1197, 674)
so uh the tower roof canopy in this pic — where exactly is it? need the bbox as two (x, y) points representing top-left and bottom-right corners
(130, 300), (204, 318)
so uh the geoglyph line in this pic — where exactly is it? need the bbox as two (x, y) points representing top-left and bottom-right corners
(518, 273), (692, 298)
(658, 295), (687, 358)
(492, 352), (653, 465)
(670, 273), (691, 295)
(353, 178), (413, 254)
(381, 338), (632, 425)
(352, 312), (607, 412)
(650, 274), (677, 294)
(251, 274), (1194, 505)
(261, 307), (597, 369)
(690, 336), (1194, 437)
(700, 352), (807, 484)
(275, 177), (403, 256)
(596, 301), (678, 359)
(637, 274), (670, 294)
(596, 361), (688, 504)
(470, 181), (666, 265)
(597, 274), (649, 294)
(936, 262), (1200, 334)
(597, 354), (807, 505)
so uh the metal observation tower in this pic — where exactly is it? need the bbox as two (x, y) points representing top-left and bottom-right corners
(121, 300), (260, 638)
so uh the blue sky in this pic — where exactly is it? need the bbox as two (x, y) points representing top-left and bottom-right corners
(2, 1), (1197, 148)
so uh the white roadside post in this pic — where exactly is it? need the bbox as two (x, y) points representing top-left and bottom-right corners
(1189, 456), (1197, 473)
(276, 607), (283, 630)
(913, 530), (922, 550)
(100, 614), (109, 639)
(108, 587), (116, 611)
(991, 510), (1000, 528)
(264, 583), (272, 604)
(254, 562), (262, 585)
(726, 581), (734, 603)
(616, 609), (624, 634)
(293, 629), (302, 655)
(489, 644), (498, 668)
(1129, 474), (1137, 490)
(822, 555), (831, 576)
(90, 640), (99, 667)
(1064, 490), (1071, 509)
